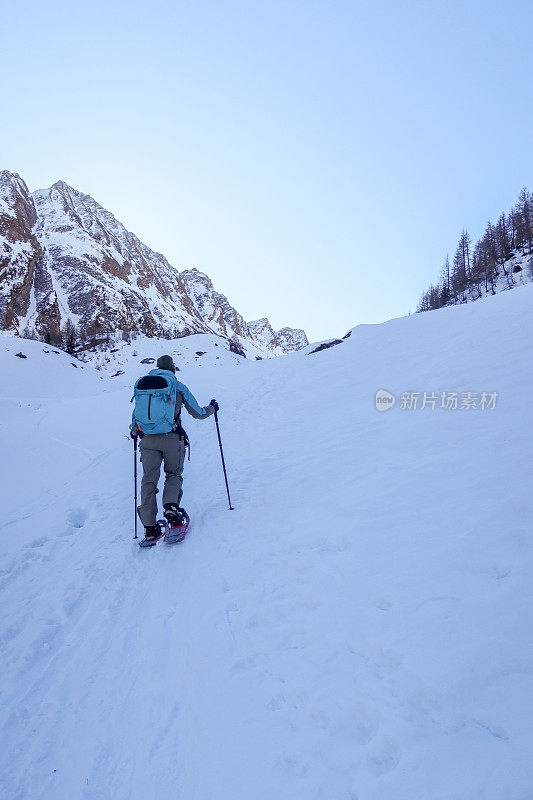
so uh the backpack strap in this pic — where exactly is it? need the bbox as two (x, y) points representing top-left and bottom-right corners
(175, 423), (191, 461)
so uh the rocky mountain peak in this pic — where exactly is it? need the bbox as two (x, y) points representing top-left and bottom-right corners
(1, 171), (36, 228)
(0, 171), (309, 357)
(0, 171), (41, 330)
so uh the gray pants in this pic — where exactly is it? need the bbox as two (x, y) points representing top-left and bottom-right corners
(138, 432), (186, 526)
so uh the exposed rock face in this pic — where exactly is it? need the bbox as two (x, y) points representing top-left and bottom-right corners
(271, 326), (309, 352)
(0, 171), (309, 356)
(180, 269), (308, 353)
(247, 317), (276, 349)
(0, 172), (41, 330)
(179, 269), (229, 335)
(31, 181), (205, 341)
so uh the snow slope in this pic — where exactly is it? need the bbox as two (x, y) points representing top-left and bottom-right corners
(76, 330), (271, 376)
(1, 285), (532, 800)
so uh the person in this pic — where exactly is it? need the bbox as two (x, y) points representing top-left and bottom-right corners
(130, 354), (218, 541)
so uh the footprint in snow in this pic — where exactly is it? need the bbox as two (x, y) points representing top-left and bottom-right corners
(279, 752), (309, 779)
(280, 632), (308, 650)
(366, 735), (400, 775)
(0, 621), (24, 646)
(232, 652), (265, 671)
(67, 508), (89, 528)
(268, 693), (287, 712)
(27, 536), (49, 549)
(63, 585), (89, 617)
(24, 618), (63, 666)
(329, 703), (380, 745)
(372, 598), (392, 611)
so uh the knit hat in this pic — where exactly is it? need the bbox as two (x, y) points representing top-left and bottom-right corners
(156, 354), (175, 372)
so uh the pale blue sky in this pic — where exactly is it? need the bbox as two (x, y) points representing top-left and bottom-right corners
(2, 0), (532, 341)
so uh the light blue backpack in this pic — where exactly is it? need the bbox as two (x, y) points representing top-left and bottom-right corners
(131, 368), (179, 434)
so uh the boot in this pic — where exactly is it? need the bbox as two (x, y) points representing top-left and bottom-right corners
(144, 524), (161, 541)
(163, 503), (184, 527)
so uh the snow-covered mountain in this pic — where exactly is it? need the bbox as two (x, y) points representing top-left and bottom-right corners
(1, 284), (532, 799)
(0, 172), (42, 331)
(0, 171), (308, 357)
(179, 268), (307, 353)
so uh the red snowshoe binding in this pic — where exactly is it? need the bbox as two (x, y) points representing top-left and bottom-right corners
(162, 505), (190, 544)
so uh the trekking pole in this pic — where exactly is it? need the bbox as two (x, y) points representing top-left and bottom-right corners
(213, 408), (234, 510)
(133, 436), (138, 538)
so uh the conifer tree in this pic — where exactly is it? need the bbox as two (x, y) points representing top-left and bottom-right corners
(64, 319), (77, 354)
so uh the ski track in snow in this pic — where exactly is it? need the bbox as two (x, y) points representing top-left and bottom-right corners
(1, 286), (533, 799)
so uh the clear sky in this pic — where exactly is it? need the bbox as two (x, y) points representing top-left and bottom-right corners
(2, 0), (532, 341)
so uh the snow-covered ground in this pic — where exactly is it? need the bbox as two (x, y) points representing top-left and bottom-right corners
(1, 285), (532, 799)
(75, 330), (269, 374)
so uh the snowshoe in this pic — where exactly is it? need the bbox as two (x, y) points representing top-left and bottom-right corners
(138, 523), (164, 548)
(164, 508), (190, 545)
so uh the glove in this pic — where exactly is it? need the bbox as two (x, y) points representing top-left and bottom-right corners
(210, 398), (219, 413)
(130, 427), (144, 439)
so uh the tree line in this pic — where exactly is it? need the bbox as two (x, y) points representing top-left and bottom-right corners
(20, 320), (134, 354)
(417, 187), (533, 312)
